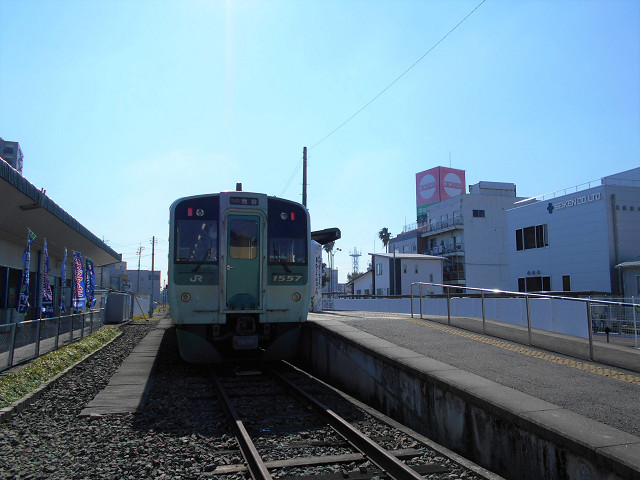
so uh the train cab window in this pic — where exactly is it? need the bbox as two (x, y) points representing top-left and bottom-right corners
(229, 219), (258, 259)
(176, 220), (218, 263)
(267, 199), (307, 265)
(174, 196), (219, 264)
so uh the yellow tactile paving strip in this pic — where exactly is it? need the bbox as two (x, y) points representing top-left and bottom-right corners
(405, 316), (640, 387)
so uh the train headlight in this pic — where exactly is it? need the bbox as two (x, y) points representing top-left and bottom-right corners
(181, 292), (191, 302)
(292, 292), (301, 302)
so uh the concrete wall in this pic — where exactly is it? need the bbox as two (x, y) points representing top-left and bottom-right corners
(298, 320), (640, 480)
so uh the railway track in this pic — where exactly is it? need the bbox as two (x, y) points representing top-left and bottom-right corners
(1, 323), (497, 479)
(209, 363), (487, 480)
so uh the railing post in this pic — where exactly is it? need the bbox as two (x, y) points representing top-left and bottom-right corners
(587, 300), (594, 361)
(481, 291), (486, 335)
(526, 295), (532, 346)
(69, 314), (74, 344)
(446, 286), (451, 326)
(35, 318), (42, 358)
(633, 296), (638, 349)
(419, 283), (423, 319)
(410, 284), (414, 318)
(55, 314), (60, 350)
(8, 322), (17, 369)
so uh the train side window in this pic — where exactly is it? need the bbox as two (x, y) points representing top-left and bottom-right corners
(229, 219), (258, 259)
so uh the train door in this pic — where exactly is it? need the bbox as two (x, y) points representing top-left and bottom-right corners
(225, 214), (261, 310)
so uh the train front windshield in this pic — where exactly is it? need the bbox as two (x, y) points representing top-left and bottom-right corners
(174, 197), (219, 265)
(267, 199), (308, 265)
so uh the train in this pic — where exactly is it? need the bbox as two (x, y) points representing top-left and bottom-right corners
(168, 185), (336, 363)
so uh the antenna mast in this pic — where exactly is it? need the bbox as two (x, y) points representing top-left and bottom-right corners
(349, 248), (362, 274)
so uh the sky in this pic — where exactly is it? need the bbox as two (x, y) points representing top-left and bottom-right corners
(1, 0), (638, 285)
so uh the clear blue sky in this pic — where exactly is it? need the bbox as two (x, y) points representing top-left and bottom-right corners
(1, 0), (638, 284)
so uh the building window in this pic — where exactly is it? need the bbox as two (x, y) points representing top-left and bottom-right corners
(515, 224), (548, 251)
(518, 276), (551, 292)
(376, 263), (383, 275)
(376, 288), (383, 295)
(472, 209), (485, 218)
(562, 275), (571, 292)
(364, 289), (370, 295)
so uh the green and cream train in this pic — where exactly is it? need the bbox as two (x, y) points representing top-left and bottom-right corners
(168, 186), (313, 363)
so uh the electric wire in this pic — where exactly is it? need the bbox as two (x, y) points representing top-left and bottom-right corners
(279, 152), (304, 197)
(310, 0), (486, 150)
(279, 0), (487, 196)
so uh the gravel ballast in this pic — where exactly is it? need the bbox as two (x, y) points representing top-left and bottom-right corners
(1, 320), (494, 480)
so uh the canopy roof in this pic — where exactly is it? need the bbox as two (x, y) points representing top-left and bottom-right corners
(0, 159), (121, 266)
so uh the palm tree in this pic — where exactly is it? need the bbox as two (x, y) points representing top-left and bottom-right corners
(323, 242), (335, 292)
(323, 241), (335, 264)
(378, 227), (391, 253)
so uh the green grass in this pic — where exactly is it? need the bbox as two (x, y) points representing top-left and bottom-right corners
(0, 326), (121, 409)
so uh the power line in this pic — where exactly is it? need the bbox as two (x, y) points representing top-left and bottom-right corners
(311, 0), (486, 149)
(279, 151), (305, 197)
(279, 0), (487, 196)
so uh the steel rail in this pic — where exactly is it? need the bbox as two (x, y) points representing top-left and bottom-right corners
(210, 370), (273, 480)
(270, 369), (425, 480)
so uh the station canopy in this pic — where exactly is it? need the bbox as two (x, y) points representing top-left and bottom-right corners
(0, 160), (121, 267)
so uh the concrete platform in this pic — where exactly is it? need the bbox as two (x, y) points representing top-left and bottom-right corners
(301, 311), (640, 480)
(79, 316), (172, 416)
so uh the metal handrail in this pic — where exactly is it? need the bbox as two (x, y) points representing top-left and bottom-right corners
(410, 282), (640, 360)
(0, 308), (105, 373)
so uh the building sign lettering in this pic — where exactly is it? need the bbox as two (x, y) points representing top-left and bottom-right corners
(548, 192), (602, 214)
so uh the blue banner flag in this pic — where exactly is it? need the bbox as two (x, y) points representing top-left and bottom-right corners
(85, 257), (96, 308)
(41, 239), (54, 315)
(16, 229), (37, 315)
(72, 251), (86, 310)
(59, 247), (67, 314)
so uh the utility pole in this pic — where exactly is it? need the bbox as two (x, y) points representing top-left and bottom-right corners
(150, 236), (156, 318)
(136, 245), (144, 293)
(302, 146), (308, 207)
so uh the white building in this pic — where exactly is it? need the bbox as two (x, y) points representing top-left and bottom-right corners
(392, 181), (525, 290)
(371, 253), (444, 296)
(348, 270), (373, 296)
(616, 261), (640, 299)
(322, 267), (339, 293)
(506, 167), (640, 294)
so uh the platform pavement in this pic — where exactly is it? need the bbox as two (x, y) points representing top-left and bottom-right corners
(79, 315), (173, 416)
(308, 310), (640, 437)
(306, 311), (640, 478)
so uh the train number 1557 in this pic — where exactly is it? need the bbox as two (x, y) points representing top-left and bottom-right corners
(272, 274), (303, 282)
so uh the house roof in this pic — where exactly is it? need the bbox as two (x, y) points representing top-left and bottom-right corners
(616, 261), (640, 269)
(346, 270), (372, 285)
